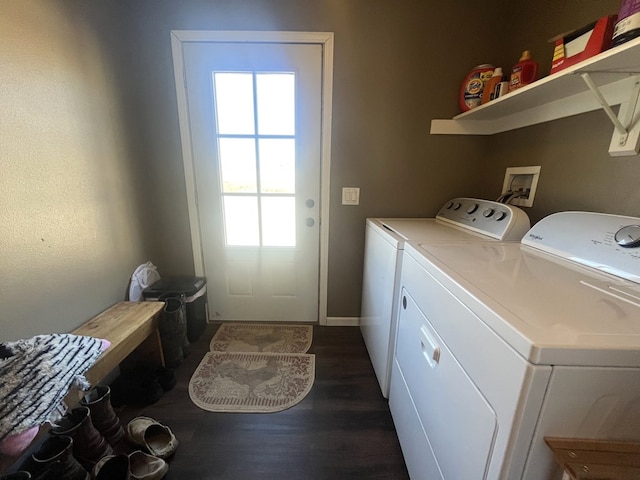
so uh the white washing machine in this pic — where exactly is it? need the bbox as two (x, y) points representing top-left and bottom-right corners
(360, 198), (531, 398)
(390, 211), (640, 479)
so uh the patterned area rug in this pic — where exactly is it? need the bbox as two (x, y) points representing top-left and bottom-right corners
(188, 352), (315, 413)
(189, 323), (315, 413)
(210, 323), (313, 353)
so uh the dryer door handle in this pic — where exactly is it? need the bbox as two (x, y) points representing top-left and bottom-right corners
(420, 324), (441, 368)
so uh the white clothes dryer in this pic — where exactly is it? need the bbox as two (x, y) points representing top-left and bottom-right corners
(360, 198), (530, 397)
(390, 211), (640, 479)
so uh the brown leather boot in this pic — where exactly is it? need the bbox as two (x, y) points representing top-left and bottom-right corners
(50, 407), (112, 470)
(28, 435), (89, 480)
(80, 386), (125, 446)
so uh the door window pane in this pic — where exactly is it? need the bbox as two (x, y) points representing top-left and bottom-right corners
(259, 139), (295, 193)
(219, 138), (257, 193)
(213, 73), (255, 135)
(223, 196), (259, 246)
(214, 70), (297, 248)
(262, 197), (295, 247)
(256, 73), (295, 135)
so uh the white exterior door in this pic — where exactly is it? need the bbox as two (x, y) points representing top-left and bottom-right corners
(174, 33), (332, 323)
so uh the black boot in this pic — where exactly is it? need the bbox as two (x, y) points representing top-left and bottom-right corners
(50, 407), (112, 471)
(159, 296), (187, 367)
(155, 366), (176, 391)
(177, 295), (191, 358)
(0, 473), (32, 479)
(110, 367), (163, 408)
(160, 292), (190, 357)
(27, 435), (89, 480)
(80, 386), (125, 446)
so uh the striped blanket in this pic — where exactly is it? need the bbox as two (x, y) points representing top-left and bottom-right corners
(0, 334), (104, 441)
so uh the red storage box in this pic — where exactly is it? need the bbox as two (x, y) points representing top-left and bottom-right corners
(550, 15), (617, 75)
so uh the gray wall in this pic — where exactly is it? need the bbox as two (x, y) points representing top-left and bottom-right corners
(2, 0), (638, 340)
(0, 2), (149, 341)
(476, 0), (640, 224)
(116, 0), (507, 318)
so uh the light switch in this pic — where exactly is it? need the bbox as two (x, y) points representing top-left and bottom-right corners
(342, 187), (360, 205)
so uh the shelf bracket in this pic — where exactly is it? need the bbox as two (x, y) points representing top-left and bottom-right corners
(580, 72), (640, 156)
(580, 73), (628, 136)
(610, 76), (640, 156)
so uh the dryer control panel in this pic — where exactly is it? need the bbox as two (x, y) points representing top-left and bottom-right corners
(436, 197), (531, 241)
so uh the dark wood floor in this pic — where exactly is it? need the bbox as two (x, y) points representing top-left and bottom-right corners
(117, 323), (409, 479)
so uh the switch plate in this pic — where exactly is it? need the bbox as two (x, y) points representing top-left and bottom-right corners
(501, 166), (541, 207)
(342, 187), (360, 205)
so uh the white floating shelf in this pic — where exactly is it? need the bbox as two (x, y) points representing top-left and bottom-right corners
(430, 36), (640, 140)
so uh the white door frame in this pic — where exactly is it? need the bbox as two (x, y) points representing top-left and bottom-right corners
(170, 30), (333, 325)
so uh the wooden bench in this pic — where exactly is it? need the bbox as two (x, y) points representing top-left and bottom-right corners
(545, 437), (640, 480)
(72, 301), (165, 386)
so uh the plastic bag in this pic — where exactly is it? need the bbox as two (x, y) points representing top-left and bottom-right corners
(128, 262), (160, 301)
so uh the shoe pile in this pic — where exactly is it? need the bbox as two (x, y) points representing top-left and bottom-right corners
(6, 386), (178, 480)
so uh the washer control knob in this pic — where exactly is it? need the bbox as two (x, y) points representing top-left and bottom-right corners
(483, 208), (495, 218)
(615, 225), (640, 248)
(495, 211), (507, 221)
(453, 203), (462, 210)
(466, 203), (479, 214)
(446, 201), (454, 209)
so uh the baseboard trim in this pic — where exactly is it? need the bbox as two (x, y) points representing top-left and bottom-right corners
(207, 318), (361, 326)
(325, 316), (360, 327)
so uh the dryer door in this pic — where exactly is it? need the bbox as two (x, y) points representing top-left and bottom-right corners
(394, 288), (497, 479)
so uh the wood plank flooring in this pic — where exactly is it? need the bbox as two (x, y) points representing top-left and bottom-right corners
(118, 323), (409, 479)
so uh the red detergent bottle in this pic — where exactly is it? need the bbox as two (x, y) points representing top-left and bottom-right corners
(509, 50), (539, 91)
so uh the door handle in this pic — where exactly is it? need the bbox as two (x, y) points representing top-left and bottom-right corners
(419, 324), (440, 368)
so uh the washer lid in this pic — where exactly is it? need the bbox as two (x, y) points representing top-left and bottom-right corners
(409, 241), (640, 367)
(377, 218), (484, 243)
(522, 211), (640, 283)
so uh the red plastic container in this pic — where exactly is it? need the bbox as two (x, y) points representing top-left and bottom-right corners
(509, 51), (538, 91)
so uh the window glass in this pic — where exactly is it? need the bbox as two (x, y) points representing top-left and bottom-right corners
(214, 72), (255, 135)
(262, 197), (296, 247)
(214, 71), (297, 247)
(259, 138), (295, 193)
(256, 73), (295, 135)
(223, 196), (259, 246)
(219, 138), (257, 193)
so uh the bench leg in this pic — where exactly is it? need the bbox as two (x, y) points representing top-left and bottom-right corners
(137, 328), (165, 367)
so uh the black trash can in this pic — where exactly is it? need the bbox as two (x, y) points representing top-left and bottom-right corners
(143, 277), (207, 342)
